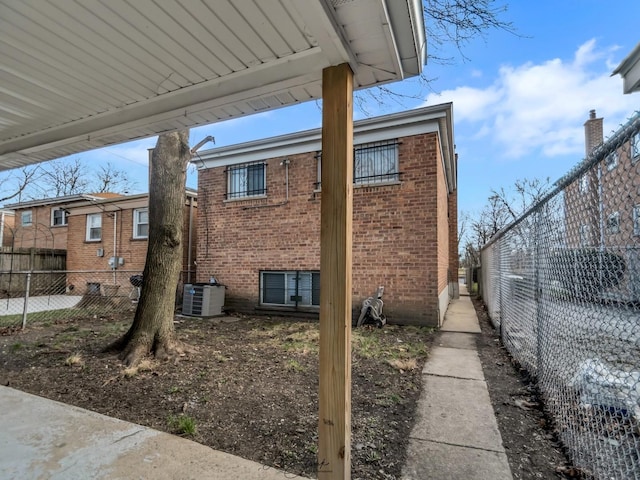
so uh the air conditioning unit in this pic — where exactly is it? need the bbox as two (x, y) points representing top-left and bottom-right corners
(182, 283), (225, 317)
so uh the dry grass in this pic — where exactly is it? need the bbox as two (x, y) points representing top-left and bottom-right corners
(123, 359), (154, 377)
(387, 358), (418, 372)
(64, 352), (84, 367)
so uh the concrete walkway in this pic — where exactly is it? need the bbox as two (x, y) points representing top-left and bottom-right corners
(401, 284), (513, 479)
(0, 386), (308, 480)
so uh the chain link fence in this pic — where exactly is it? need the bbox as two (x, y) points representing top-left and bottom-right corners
(481, 111), (640, 479)
(0, 269), (195, 329)
(0, 270), (145, 329)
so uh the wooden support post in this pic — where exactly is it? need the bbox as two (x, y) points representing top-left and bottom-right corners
(318, 63), (354, 480)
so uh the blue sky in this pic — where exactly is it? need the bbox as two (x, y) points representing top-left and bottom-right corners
(5, 1), (639, 219)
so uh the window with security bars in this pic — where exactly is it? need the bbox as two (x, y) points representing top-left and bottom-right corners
(315, 139), (400, 188)
(632, 132), (640, 163)
(634, 204), (640, 236)
(226, 162), (266, 199)
(261, 271), (320, 307)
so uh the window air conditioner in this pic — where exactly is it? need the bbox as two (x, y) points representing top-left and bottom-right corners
(182, 283), (225, 317)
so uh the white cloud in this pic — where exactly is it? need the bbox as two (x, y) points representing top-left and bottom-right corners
(422, 39), (637, 160)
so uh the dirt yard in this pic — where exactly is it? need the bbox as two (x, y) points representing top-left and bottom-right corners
(0, 301), (572, 479)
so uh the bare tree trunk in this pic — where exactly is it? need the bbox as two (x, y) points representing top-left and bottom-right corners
(108, 130), (192, 366)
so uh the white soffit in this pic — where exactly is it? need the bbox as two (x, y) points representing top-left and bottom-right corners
(612, 42), (640, 94)
(0, 0), (426, 171)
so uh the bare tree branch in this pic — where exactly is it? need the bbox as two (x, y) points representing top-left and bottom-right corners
(0, 166), (41, 204)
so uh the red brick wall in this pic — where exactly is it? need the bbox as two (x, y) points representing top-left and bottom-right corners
(448, 185), (459, 282)
(197, 132), (454, 326)
(11, 206), (68, 250)
(66, 202), (196, 294)
(436, 137), (450, 295)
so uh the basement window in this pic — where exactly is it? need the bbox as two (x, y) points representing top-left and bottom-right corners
(260, 271), (320, 308)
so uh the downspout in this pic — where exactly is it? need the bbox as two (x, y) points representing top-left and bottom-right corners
(113, 211), (117, 285)
(0, 211), (4, 247)
(187, 196), (194, 283)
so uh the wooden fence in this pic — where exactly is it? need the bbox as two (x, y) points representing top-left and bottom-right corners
(0, 248), (66, 297)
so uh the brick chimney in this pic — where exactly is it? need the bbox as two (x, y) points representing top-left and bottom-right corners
(584, 109), (603, 156)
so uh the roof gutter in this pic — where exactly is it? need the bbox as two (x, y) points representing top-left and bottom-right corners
(385, 0), (427, 76)
(612, 42), (640, 94)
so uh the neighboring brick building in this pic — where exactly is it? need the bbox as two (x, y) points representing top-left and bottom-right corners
(5, 191), (197, 296)
(5, 193), (116, 250)
(563, 110), (640, 300)
(195, 104), (458, 326)
(0, 209), (15, 247)
(565, 110), (640, 248)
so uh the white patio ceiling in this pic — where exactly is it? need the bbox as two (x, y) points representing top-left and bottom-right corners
(0, 0), (425, 171)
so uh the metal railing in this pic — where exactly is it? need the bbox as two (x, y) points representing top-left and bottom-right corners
(480, 111), (640, 479)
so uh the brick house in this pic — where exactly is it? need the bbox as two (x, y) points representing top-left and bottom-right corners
(5, 191), (197, 296)
(565, 111), (640, 248)
(5, 193), (118, 251)
(0, 209), (15, 247)
(194, 104), (458, 326)
(563, 110), (640, 300)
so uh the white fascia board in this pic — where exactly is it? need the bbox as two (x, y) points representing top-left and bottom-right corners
(196, 103), (452, 169)
(612, 42), (640, 94)
(385, 0), (426, 76)
(3, 194), (104, 210)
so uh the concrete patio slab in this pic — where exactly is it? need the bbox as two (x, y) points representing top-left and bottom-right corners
(437, 331), (478, 350)
(410, 375), (505, 452)
(0, 386), (307, 480)
(401, 439), (512, 480)
(422, 347), (485, 380)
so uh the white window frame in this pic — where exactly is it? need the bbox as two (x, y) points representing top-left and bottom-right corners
(605, 151), (618, 171)
(86, 213), (102, 241)
(634, 205), (640, 236)
(606, 212), (620, 234)
(260, 271), (320, 307)
(227, 162), (266, 199)
(579, 224), (591, 246)
(133, 208), (149, 239)
(51, 207), (69, 227)
(632, 132), (640, 163)
(21, 210), (32, 227)
(579, 175), (589, 194)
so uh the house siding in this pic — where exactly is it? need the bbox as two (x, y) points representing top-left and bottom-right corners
(196, 131), (456, 326)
